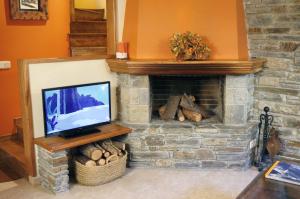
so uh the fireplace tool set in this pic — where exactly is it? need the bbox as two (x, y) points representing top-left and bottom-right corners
(254, 106), (275, 171)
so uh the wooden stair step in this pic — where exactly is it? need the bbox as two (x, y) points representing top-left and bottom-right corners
(70, 21), (107, 34)
(0, 140), (27, 177)
(74, 8), (105, 21)
(71, 47), (107, 57)
(69, 33), (107, 47)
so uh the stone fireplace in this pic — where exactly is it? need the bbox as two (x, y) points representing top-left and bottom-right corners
(115, 65), (260, 168)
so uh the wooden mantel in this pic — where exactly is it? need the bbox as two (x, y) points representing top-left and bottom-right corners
(106, 59), (266, 75)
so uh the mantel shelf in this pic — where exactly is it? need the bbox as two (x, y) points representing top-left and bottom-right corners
(106, 58), (266, 75)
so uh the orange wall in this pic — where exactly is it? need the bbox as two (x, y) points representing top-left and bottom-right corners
(237, 0), (249, 59)
(123, 0), (248, 60)
(0, 0), (70, 136)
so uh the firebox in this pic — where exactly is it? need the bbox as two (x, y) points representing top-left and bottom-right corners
(150, 75), (224, 122)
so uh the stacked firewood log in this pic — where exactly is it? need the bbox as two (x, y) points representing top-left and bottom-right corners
(159, 93), (209, 122)
(75, 140), (126, 167)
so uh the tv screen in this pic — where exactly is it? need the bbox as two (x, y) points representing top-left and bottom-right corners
(42, 82), (111, 137)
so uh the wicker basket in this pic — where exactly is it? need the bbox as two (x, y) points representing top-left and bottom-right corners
(75, 152), (127, 186)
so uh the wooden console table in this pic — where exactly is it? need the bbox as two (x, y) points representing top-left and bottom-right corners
(34, 124), (132, 152)
(34, 123), (131, 193)
(237, 167), (300, 199)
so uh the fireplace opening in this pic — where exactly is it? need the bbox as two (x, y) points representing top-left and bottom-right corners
(150, 75), (225, 122)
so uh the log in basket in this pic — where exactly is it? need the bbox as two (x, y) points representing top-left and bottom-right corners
(75, 151), (127, 186)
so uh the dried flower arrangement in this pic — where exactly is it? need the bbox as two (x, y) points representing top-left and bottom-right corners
(170, 31), (211, 61)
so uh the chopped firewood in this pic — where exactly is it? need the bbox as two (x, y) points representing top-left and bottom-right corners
(158, 105), (167, 118)
(177, 108), (185, 122)
(104, 151), (111, 158)
(180, 94), (209, 118)
(161, 96), (181, 120)
(188, 95), (196, 102)
(97, 158), (106, 166)
(182, 108), (202, 122)
(76, 155), (96, 167)
(106, 154), (118, 164)
(94, 143), (106, 153)
(112, 141), (126, 151)
(100, 141), (119, 155)
(110, 143), (123, 156)
(79, 145), (102, 160)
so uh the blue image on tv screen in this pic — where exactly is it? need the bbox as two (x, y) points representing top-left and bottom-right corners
(43, 83), (110, 135)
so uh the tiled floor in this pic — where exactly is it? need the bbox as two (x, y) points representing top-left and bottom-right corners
(0, 168), (258, 199)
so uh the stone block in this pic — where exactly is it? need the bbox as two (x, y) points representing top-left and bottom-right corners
(131, 151), (170, 160)
(181, 138), (201, 146)
(225, 75), (249, 88)
(128, 105), (150, 123)
(47, 156), (68, 167)
(129, 88), (140, 104)
(155, 159), (173, 167)
(248, 14), (273, 26)
(120, 87), (130, 104)
(280, 42), (298, 52)
(262, 0), (287, 4)
(283, 117), (300, 128)
(162, 127), (194, 134)
(254, 91), (284, 102)
(271, 5), (287, 13)
(174, 161), (200, 168)
(130, 75), (149, 88)
(148, 127), (160, 134)
(128, 161), (155, 168)
(248, 27), (262, 34)
(201, 161), (227, 168)
(145, 135), (165, 146)
(217, 154), (247, 161)
(195, 149), (215, 160)
(214, 147), (246, 154)
(202, 138), (227, 146)
(227, 161), (247, 169)
(265, 28), (290, 34)
(139, 88), (150, 105)
(224, 105), (246, 124)
(256, 87), (300, 96)
(173, 151), (195, 159)
(118, 74), (130, 87)
(225, 88), (249, 105)
(295, 57), (300, 66)
(258, 76), (280, 87)
(194, 127), (219, 134)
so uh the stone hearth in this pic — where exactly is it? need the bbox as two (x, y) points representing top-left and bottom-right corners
(116, 73), (258, 169)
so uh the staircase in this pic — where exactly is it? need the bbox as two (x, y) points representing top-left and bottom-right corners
(70, 8), (107, 57)
(0, 118), (27, 181)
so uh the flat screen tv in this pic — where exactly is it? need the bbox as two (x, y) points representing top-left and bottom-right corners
(42, 82), (111, 138)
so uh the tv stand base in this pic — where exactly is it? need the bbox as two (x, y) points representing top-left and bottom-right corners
(59, 128), (101, 139)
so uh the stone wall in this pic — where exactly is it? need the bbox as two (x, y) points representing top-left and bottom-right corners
(243, 0), (300, 160)
(117, 122), (257, 169)
(37, 146), (69, 194)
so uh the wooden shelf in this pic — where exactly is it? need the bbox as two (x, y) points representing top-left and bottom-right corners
(34, 124), (132, 152)
(106, 58), (266, 75)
